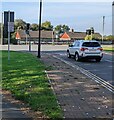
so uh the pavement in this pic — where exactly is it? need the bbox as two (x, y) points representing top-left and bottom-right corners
(1, 90), (33, 120)
(1, 50), (114, 119)
(39, 53), (113, 119)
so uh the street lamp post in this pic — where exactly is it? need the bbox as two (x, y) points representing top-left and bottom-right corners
(37, 0), (42, 58)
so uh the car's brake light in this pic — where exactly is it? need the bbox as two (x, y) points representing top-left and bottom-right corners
(80, 48), (88, 51)
(97, 47), (103, 51)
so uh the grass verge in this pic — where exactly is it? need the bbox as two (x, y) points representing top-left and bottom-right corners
(2, 51), (63, 119)
(102, 45), (114, 53)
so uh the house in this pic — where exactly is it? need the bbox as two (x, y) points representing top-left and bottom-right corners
(15, 30), (56, 44)
(60, 32), (102, 40)
(15, 30), (102, 44)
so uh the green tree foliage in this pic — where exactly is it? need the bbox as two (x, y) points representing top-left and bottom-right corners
(62, 24), (70, 32)
(106, 35), (114, 41)
(30, 23), (39, 31)
(0, 23), (4, 28)
(54, 24), (70, 34)
(14, 19), (26, 30)
(54, 25), (62, 33)
(11, 32), (18, 44)
(41, 21), (53, 30)
(85, 35), (92, 40)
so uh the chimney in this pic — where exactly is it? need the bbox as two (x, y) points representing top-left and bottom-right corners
(70, 28), (74, 32)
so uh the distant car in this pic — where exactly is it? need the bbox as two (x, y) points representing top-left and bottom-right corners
(67, 40), (103, 62)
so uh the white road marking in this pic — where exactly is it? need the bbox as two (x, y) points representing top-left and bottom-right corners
(53, 55), (114, 94)
(103, 52), (112, 55)
(105, 59), (113, 63)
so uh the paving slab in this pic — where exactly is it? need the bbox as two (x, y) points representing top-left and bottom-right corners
(38, 53), (113, 119)
(1, 90), (33, 120)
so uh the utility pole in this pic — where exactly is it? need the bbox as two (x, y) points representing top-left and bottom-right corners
(102, 16), (105, 43)
(52, 29), (54, 45)
(37, 0), (42, 58)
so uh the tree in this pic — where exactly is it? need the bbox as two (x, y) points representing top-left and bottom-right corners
(41, 21), (53, 30)
(14, 19), (26, 30)
(85, 35), (92, 40)
(54, 25), (62, 34)
(106, 35), (114, 41)
(54, 24), (70, 34)
(62, 24), (70, 32)
(30, 23), (39, 31)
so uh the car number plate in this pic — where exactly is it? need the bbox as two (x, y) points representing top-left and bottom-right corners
(89, 49), (96, 51)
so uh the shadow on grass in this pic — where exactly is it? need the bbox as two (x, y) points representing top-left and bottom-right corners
(2, 51), (63, 119)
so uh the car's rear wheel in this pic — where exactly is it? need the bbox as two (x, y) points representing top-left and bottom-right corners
(96, 58), (101, 62)
(75, 53), (80, 61)
(67, 51), (71, 58)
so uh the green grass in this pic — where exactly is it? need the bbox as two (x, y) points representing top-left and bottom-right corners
(2, 51), (63, 119)
(102, 45), (114, 52)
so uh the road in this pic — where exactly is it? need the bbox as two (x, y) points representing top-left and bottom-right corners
(44, 51), (113, 86)
(1, 44), (113, 87)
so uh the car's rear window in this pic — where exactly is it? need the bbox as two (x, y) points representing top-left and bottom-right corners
(82, 42), (100, 47)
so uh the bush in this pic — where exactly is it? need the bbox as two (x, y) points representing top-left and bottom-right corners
(10, 39), (18, 44)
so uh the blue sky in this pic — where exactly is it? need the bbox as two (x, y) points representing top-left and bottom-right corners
(2, 2), (112, 35)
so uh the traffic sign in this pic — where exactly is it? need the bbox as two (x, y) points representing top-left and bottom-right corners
(8, 22), (14, 32)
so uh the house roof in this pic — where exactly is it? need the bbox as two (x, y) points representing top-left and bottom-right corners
(16, 30), (55, 39)
(16, 30), (102, 40)
(60, 32), (70, 39)
(60, 32), (102, 39)
(67, 32), (86, 39)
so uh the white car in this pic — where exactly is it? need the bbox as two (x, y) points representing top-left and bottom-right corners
(67, 40), (103, 62)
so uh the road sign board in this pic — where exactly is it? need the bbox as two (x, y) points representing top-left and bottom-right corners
(8, 22), (14, 32)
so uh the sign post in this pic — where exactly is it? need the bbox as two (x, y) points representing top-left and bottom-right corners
(8, 11), (10, 62)
(7, 11), (14, 62)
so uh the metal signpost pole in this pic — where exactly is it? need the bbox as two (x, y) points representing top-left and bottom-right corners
(26, 33), (28, 45)
(29, 34), (31, 52)
(91, 29), (92, 40)
(8, 11), (10, 62)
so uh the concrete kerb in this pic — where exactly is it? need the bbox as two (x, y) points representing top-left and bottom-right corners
(44, 70), (62, 110)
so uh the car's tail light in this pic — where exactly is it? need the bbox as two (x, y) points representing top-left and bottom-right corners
(80, 48), (88, 51)
(97, 47), (103, 51)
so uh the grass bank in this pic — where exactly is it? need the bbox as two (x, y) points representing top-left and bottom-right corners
(2, 51), (63, 119)
(102, 45), (114, 52)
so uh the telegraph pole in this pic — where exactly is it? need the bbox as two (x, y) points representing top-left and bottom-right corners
(37, 0), (42, 58)
(102, 16), (105, 43)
